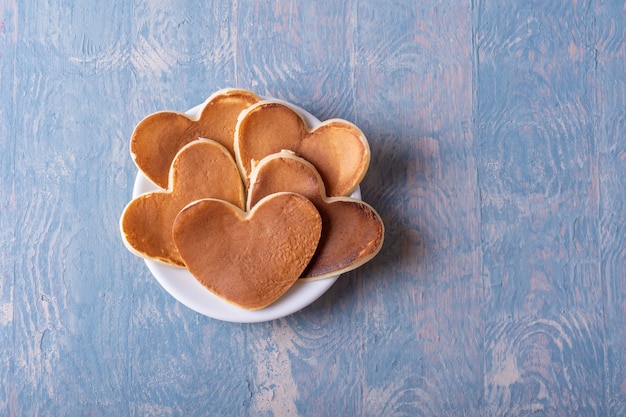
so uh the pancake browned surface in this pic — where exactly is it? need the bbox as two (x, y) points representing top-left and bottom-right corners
(172, 193), (322, 310)
(131, 88), (260, 189)
(120, 139), (245, 267)
(234, 101), (370, 196)
(248, 151), (384, 280)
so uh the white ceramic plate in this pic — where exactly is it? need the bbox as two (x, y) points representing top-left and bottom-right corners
(133, 98), (360, 323)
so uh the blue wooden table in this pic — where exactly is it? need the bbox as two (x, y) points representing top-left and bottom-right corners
(2, 1), (625, 415)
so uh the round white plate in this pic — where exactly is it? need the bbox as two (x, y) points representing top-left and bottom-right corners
(133, 97), (360, 323)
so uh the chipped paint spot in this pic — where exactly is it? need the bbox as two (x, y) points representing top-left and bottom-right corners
(0, 303), (12, 325)
(492, 354), (521, 386)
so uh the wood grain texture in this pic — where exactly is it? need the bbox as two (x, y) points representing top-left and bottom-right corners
(476, 0), (616, 415)
(2, 0), (626, 415)
(354, 1), (482, 415)
(0, 2), (18, 415)
(596, 1), (626, 415)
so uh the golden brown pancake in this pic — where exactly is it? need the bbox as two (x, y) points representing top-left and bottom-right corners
(120, 139), (245, 267)
(131, 88), (260, 189)
(234, 101), (370, 196)
(172, 192), (322, 310)
(248, 151), (384, 280)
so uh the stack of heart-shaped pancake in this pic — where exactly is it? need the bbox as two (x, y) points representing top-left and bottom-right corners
(120, 88), (384, 311)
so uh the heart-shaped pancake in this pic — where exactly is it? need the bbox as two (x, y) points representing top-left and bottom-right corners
(172, 192), (322, 310)
(131, 88), (260, 189)
(248, 151), (384, 280)
(120, 139), (245, 267)
(234, 101), (370, 197)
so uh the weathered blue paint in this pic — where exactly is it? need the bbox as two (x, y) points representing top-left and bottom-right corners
(1, 0), (625, 415)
